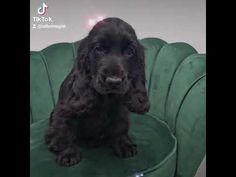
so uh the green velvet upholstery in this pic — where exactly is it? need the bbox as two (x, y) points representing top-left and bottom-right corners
(30, 38), (206, 177)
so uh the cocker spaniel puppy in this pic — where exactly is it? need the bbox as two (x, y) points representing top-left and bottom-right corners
(45, 17), (150, 166)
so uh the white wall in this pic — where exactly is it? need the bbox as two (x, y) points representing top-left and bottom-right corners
(30, 1), (206, 176)
(30, 0), (205, 53)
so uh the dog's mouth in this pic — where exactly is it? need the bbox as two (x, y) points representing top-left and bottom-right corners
(92, 75), (130, 95)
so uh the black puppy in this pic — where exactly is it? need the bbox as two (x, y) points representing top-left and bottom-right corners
(45, 17), (150, 166)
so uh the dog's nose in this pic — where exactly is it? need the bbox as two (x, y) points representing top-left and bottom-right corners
(105, 76), (122, 85)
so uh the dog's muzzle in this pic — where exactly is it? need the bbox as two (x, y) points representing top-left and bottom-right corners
(93, 71), (129, 95)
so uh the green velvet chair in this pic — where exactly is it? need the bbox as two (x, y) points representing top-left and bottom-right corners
(30, 38), (206, 177)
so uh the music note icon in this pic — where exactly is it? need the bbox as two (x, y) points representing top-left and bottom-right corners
(37, 2), (48, 15)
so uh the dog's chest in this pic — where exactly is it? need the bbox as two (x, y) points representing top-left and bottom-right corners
(78, 96), (121, 136)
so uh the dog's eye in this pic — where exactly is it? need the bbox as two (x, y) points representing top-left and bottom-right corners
(124, 46), (135, 56)
(94, 45), (106, 54)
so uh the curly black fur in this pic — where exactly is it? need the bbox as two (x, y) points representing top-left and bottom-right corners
(45, 17), (150, 166)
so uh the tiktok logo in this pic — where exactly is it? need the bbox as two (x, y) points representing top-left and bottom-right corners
(37, 2), (48, 15)
(33, 1), (65, 30)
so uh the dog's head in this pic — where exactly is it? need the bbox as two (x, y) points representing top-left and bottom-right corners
(76, 17), (145, 95)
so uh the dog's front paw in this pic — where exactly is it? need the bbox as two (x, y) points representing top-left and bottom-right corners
(56, 147), (81, 166)
(112, 137), (137, 158)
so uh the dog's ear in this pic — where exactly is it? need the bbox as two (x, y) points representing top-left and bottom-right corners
(69, 37), (97, 113)
(129, 42), (146, 86)
(136, 43), (146, 83)
(71, 37), (91, 95)
(124, 43), (150, 114)
(76, 37), (90, 74)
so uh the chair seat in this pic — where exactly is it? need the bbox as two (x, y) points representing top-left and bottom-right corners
(30, 114), (176, 177)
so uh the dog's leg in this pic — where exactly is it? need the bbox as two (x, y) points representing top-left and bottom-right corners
(106, 108), (137, 158)
(111, 135), (137, 158)
(55, 144), (81, 167)
(45, 112), (81, 166)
